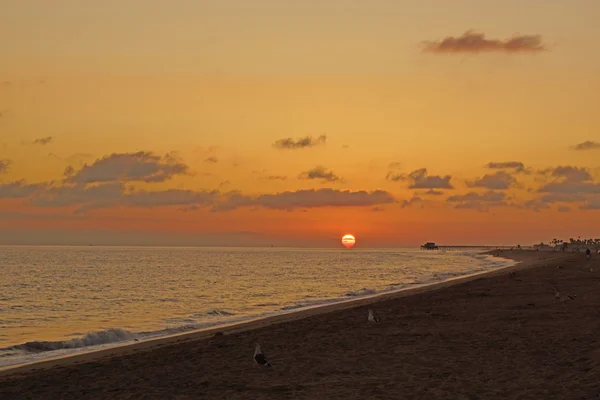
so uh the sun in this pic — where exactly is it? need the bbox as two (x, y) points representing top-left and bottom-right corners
(341, 234), (356, 249)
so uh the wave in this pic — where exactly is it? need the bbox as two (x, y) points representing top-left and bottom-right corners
(7, 328), (135, 353)
(344, 288), (376, 297)
(204, 309), (236, 317)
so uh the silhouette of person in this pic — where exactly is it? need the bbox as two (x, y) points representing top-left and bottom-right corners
(586, 248), (591, 260)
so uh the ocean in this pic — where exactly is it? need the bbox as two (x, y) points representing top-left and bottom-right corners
(0, 246), (516, 368)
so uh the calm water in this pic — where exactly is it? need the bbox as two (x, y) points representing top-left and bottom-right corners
(0, 246), (515, 368)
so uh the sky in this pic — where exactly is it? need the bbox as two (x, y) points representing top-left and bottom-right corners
(1, 0), (599, 247)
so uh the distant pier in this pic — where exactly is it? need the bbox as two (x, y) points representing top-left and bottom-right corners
(435, 245), (523, 250)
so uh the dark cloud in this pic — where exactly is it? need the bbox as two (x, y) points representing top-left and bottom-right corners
(422, 31), (546, 54)
(298, 166), (342, 183)
(213, 188), (395, 212)
(486, 161), (527, 173)
(273, 135), (326, 150)
(0, 181), (46, 199)
(0, 159), (11, 174)
(28, 182), (218, 213)
(539, 181), (600, 194)
(545, 166), (592, 182)
(204, 156), (218, 164)
(67, 152), (190, 184)
(537, 166), (599, 194)
(394, 168), (453, 189)
(573, 141), (600, 151)
(33, 136), (53, 145)
(467, 171), (517, 190)
(447, 191), (507, 211)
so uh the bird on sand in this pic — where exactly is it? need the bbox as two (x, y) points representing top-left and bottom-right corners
(368, 309), (380, 323)
(254, 343), (272, 367)
(555, 291), (561, 300)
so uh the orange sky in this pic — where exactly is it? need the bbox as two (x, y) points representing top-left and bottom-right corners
(1, 1), (599, 246)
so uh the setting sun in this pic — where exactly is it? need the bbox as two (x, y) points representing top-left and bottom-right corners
(342, 234), (356, 249)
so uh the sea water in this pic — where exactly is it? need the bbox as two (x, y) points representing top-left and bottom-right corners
(0, 246), (515, 368)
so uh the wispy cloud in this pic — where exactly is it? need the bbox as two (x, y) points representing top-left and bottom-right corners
(262, 175), (287, 181)
(273, 135), (326, 150)
(400, 196), (422, 208)
(447, 191), (508, 211)
(573, 141), (600, 151)
(298, 166), (342, 183)
(485, 161), (528, 173)
(423, 31), (546, 54)
(0, 159), (11, 174)
(213, 188), (395, 212)
(33, 136), (53, 145)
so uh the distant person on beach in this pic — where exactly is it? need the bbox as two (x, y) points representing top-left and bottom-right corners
(586, 248), (591, 260)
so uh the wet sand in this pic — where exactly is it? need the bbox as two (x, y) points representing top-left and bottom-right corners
(1, 250), (599, 399)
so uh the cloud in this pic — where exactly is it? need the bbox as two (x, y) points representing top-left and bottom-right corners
(273, 135), (326, 150)
(262, 175), (287, 181)
(557, 205), (571, 212)
(543, 166), (593, 182)
(395, 168), (453, 189)
(537, 166), (599, 194)
(400, 196), (422, 208)
(580, 198), (600, 210)
(214, 188), (395, 211)
(417, 189), (444, 196)
(66, 152), (190, 184)
(298, 166), (342, 183)
(33, 136), (53, 145)
(204, 156), (218, 164)
(521, 199), (551, 212)
(385, 162), (404, 181)
(0, 181), (46, 199)
(486, 161), (527, 173)
(422, 31), (546, 54)
(573, 141), (600, 151)
(447, 191), (507, 211)
(0, 159), (11, 174)
(27, 182), (218, 213)
(467, 171), (517, 190)
(49, 153), (95, 165)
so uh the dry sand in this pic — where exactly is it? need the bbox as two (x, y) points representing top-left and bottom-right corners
(1, 250), (599, 399)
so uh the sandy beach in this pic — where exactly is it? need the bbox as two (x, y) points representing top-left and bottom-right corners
(1, 250), (599, 399)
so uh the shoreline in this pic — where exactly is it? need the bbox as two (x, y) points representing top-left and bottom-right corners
(1, 250), (544, 377)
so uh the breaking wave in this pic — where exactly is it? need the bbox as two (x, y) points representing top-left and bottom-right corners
(345, 288), (376, 297)
(7, 328), (135, 353)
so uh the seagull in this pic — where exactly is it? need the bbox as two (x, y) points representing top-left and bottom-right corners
(253, 343), (272, 367)
(368, 309), (380, 323)
(555, 291), (560, 300)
